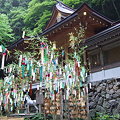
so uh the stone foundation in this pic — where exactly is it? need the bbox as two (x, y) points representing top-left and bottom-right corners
(89, 79), (120, 118)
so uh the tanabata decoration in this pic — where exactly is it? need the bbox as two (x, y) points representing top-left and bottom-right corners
(0, 45), (8, 69)
(0, 41), (88, 119)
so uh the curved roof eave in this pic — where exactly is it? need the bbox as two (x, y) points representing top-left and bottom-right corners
(85, 23), (120, 47)
(56, 3), (75, 14)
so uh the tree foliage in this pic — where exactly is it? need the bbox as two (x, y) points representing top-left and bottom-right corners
(0, 0), (120, 45)
(60, 0), (120, 20)
(0, 0), (30, 45)
(24, 0), (120, 36)
(91, 0), (120, 20)
(61, 0), (87, 8)
(9, 7), (26, 40)
(24, 0), (55, 35)
(0, 14), (14, 46)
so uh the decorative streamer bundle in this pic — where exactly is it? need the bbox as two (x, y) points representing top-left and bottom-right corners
(0, 45), (8, 69)
(0, 42), (88, 119)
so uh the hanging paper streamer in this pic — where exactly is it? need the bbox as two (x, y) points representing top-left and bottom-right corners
(81, 66), (86, 82)
(32, 71), (35, 81)
(32, 69), (35, 80)
(40, 66), (43, 82)
(41, 48), (44, 64)
(40, 43), (45, 64)
(0, 45), (2, 52)
(44, 48), (48, 63)
(27, 61), (30, 71)
(62, 50), (64, 56)
(21, 58), (26, 78)
(1, 53), (6, 69)
(0, 46), (7, 70)
(0, 40), (88, 118)
(80, 79), (83, 87)
(1, 45), (6, 53)
(89, 83), (92, 89)
(28, 60), (32, 77)
(50, 51), (54, 61)
(21, 58), (26, 65)
(22, 65), (25, 78)
(53, 43), (56, 50)
(19, 55), (22, 67)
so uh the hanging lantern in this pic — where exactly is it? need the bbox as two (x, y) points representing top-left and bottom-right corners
(83, 11), (87, 16)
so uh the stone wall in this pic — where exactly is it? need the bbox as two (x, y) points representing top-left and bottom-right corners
(89, 79), (120, 118)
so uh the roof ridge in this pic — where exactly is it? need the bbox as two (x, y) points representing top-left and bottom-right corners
(55, 0), (75, 11)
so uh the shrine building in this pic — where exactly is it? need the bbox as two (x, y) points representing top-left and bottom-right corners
(7, 1), (120, 116)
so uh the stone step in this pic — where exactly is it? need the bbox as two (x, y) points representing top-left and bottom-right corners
(0, 117), (24, 120)
(10, 113), (35, 118)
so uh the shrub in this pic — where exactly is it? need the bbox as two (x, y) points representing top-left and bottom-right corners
(92, 112), (120, 120)
(24, 113), (53, 120)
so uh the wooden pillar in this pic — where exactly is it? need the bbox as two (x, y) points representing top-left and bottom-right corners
(27, 104), (29, 114)
(39, 104), (41, 113)
(53, 91), (56, 120)
(36, 88), (44, 114)
(65, 45), (69, 61)
(83, 50), (87, 67)
(86, 84), (90, 120)
(60, 90), (63, 120)
(65, 88), (70, 120)
(100, 46), (104, 67)
(83, 50), (90, 120)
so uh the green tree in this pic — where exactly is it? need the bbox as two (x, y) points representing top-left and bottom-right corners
(0, 14), (14, 46)
(0, 0), (119, 40)
(0, 0), (30, 14)
(9, 7), (26, 40)
(0, 0), (30, 40)
(61, 0), (83, 8)
(90, 0), (120, 20)
(24, 0), (55, 35)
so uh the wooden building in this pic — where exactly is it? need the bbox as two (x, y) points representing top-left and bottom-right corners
(41, 1), (120, 116)
(85, 23), (120, 117)
(40, 1), (120, 82)
(6, 1), (120, 117)
(40, 1), (120, 81)
(85, 23), (120, 82)
(41, 2), (113, 50)
(8, 2), (119, 81)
